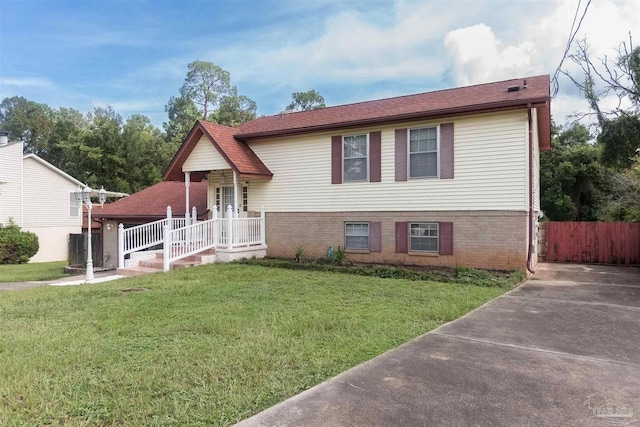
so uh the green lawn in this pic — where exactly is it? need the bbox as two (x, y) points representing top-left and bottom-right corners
(0, 264), (516, 426)
(0, 261), (70, 283)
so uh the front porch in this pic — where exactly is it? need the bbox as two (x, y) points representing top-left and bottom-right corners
(116, 205), (266, 276)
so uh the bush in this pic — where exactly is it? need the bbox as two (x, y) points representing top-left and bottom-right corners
(0, 222), (39, 264)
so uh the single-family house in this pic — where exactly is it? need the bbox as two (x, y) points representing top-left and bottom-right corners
(125, 75), (550, 272)
(0, 133), (126, 262)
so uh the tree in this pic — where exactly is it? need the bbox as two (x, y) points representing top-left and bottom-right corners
(180, 61), (231, 119)
(540, 122), (609, 221)
(598, 113), (640, 170)
(164, 95), (199, 144)
(0, 96), (54, 155)
(286, 90), (325, 111)
(211, 86), (257, 126)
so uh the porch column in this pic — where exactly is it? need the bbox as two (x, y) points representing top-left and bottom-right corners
(232, 170), (239, 218)
(184, 172), (191, 219)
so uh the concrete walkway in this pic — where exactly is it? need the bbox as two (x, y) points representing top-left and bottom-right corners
(0, 270), (123, 291)
(236, 263), (640, 427)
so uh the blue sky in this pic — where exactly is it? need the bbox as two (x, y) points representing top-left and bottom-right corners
(1, 0), (638, 129)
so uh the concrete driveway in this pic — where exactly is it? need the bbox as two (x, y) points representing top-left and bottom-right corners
(236, 263), (640, 427)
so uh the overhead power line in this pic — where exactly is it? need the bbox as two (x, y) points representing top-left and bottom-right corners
(551, 0), (592, 98)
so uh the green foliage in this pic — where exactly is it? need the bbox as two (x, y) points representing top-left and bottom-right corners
(332, 245), (348, 266)
(599, 114), (640, 170)
(163, 95), (199, 145)
(211, 86), (257, 126)
(0, 222), (39, 264)
(0, 96), (55, 155)
(238, 258), (524, 288)
(180, 60), (231, 119)
(286, 90), (325, 111)
(540, 122), (609, 221)
(294, 246), (305, 264)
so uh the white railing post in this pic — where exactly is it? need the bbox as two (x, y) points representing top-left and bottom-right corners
(167, 206), (172, 230)
(163, 225), (170, 272)
(118, 223), (125, 268)
(260, 206), (266, 245)
(227, 205), (233, 249)
(192, 206), (197, 225)
(212, 206), (218, 246)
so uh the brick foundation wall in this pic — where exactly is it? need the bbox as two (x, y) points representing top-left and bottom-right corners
(263, 211), (528, 270)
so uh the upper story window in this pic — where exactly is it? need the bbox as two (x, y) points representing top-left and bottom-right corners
(409, 127), (438, 178)
(69, 192), (80, 218)
(343, 134), (368, 182)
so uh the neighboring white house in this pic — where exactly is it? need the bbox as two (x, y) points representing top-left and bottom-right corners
(0, 133), (126, 262)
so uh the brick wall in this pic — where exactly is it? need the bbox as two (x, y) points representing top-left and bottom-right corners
(263, 211), (528, 270)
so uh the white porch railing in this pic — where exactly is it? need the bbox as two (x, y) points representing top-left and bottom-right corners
(118, 205), (266, 271)
(118, 206), (193, 268)
(163, 205), (265, 271)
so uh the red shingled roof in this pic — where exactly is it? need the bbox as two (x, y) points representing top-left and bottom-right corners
(94, 181), (208, 221)
(236, 75), (551, 139)
(163, 121), (273, 181)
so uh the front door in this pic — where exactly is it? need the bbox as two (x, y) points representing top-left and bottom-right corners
(217, 185), (248, 218)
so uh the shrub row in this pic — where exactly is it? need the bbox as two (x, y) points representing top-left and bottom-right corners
(237, 258), (525, 288)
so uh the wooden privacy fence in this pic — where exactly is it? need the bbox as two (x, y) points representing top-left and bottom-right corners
(69, 233), (102, 267)
(545, 222), (640, 265)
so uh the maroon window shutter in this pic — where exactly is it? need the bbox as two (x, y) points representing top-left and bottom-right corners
(395, 222), (408, 253)
(439, 222), (454, 255)
(369, 131), (381, 182)
(440, 123), (454, 179)
(395, 129), (407, 181)
(369, 222), (381, 252)
(331, 135), (342, 184)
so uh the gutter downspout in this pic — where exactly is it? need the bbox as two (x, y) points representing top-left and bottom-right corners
(526, 104), (535, 274)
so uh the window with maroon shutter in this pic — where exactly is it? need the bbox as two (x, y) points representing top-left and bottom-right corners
(331, 135), (342, 184)
(395, 222), (408, 253)
(395, 129), (407, 181)
(438, 222), (454, 255)
(369, 222), (381, 252)
(409, 223), (439, 252)
(369, 131), (381, 183)
(439, 123), (454, 179)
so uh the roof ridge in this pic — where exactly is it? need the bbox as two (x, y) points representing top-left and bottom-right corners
(249, 74), (549, 121)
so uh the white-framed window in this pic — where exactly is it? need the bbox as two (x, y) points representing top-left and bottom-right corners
(409, 126), (438, 178)
(242, 186), (248, 212)
(345, 222), (369, 250)
(343, 134), (368, 182)
(410, 223), (438, 252)
(69, 192), (80, 217)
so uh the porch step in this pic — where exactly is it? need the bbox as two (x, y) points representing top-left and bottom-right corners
(117, 266), (164, 277)
(139, 258), (199, 270)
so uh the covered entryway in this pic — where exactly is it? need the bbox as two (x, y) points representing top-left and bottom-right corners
(544, 221), (640, 265)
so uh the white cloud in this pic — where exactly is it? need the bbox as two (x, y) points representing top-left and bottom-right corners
(1, 76), (54, 88)
(444, 24), (537, 86)
(442, 0), (640, 123)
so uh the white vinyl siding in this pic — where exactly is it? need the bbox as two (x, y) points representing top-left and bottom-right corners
(248, 110), (528, 212)
(409, 127), (438, 178)
(0, 142), (23, 226)
(183, 136), (231, 172)
(345, 222), (369, 249)
(22, 157), (83, 228)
